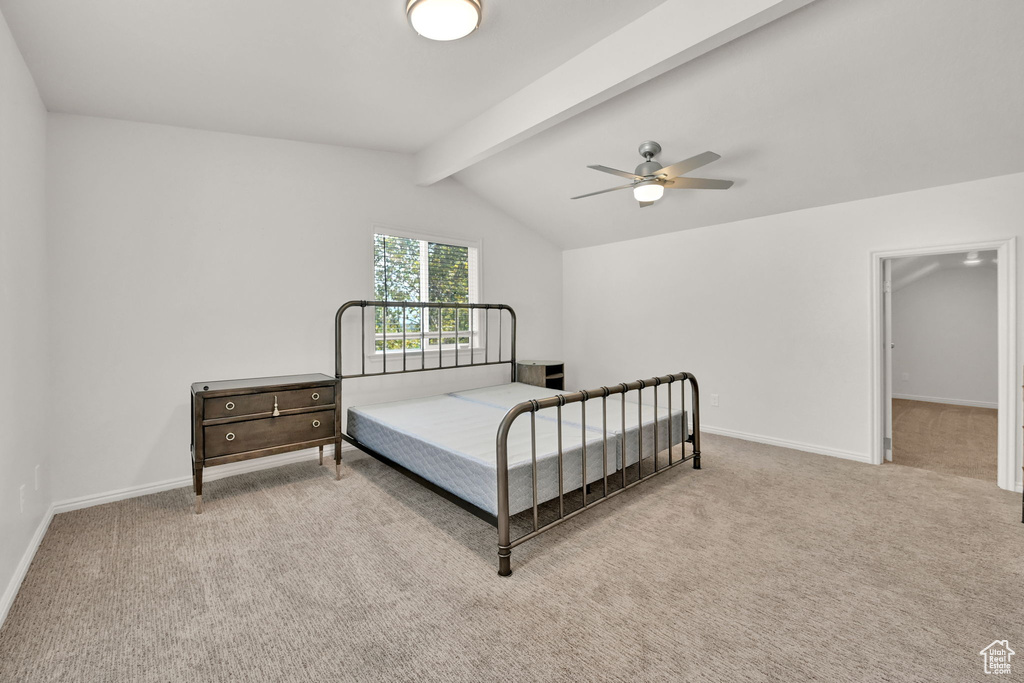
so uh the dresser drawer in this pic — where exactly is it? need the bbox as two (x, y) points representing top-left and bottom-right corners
(204, 385), (335, 419)
(203, 409), (336, 458)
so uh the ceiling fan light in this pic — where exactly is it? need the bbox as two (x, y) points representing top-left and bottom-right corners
(407, 0), (481, 41)
(633, 182), (664, 203)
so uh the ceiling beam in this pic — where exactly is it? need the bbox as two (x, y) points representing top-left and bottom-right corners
(414, 0), (818, 186)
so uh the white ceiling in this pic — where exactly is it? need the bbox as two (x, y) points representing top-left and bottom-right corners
(891, 251), (998, 292)
(0, 0), (665, 152)
(456, 0), (1024, 248)
(3, 0), (1022, 249)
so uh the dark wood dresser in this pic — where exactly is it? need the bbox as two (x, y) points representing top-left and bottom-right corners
(191, 373), (341, 513)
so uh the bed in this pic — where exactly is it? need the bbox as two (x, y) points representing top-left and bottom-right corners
(336, 300), (701, 575)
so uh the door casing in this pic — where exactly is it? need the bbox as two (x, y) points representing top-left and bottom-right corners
(869, 238), (1017, 491)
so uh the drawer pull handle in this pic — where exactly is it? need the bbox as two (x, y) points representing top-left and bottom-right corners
(312, 392), (320, 401)
(312, 420), (321, 428)
(225, 432), (235, 441)
(225, 401), (235, 411)
(272, 396), (280, 417)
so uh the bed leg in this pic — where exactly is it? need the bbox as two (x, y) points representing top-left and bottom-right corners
(693, 452), (701, 469)
(498, 548), (512, 577)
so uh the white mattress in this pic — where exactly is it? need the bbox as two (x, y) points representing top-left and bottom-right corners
(348, 382), (686, 517)
(452, 383), (686, 468)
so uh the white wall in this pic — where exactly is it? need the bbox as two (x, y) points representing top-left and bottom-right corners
(892, 265), (997, 407)
(0, 8), (50, 620)
(46, 114), (563, 503)
(563, 172), (1024, 485)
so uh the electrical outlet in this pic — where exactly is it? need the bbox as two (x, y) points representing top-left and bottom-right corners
(710, 394), (719, 407)
(19, 484), (26, 514)
(901, 373), (910, 381)
(34, 465), (40, 491)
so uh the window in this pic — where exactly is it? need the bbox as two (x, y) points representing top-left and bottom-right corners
(373, 232), (479, 352)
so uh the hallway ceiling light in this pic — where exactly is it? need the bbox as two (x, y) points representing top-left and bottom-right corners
(407, 0), (481, 41)
(963, 251), (982, 265)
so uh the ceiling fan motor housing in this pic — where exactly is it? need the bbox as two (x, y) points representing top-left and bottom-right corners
(634, 160), (662, 177)
(635, 141), (663, 177)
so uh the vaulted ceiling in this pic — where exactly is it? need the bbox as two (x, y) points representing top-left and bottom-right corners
(455, 0), (1024, 248)
(0, 0), (666, 151)
(4, 0), (1023, 249)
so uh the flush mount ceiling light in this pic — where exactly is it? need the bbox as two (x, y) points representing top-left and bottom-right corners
(407, 0), (481, 41)
(964, 251), (982, 265)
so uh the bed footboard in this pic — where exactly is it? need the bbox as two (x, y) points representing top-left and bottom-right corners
(495, 372), (700, 577)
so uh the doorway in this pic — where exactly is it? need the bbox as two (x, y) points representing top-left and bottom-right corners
(886, 251), (998, 480)
(871, 239), (1017, 491)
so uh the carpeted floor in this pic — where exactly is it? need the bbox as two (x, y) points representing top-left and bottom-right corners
(1, 434), (1020, 682)
(892, 399), (998, 481)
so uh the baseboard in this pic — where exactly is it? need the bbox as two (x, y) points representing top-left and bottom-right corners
(52, 444), (349, 515)
(0, 503), (54, 629)
(892, 394), (998, 410)
(4, 443), (360, 628)
(701, 425), (872, 464)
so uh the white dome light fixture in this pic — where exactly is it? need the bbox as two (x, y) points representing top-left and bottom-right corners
(963, 251), (982, 265)
(407, 0), (481, 41)
(633, 180), (664, 203)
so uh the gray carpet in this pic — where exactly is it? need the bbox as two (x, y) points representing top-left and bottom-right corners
(892, 399), (998, 481)
(1, 434), (1020, 682)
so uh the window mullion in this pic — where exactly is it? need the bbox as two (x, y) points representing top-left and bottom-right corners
(419, 240), (429, 302)
(419, 241), (429, 336)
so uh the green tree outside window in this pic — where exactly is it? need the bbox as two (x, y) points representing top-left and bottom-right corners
(374, 234), (475, 351)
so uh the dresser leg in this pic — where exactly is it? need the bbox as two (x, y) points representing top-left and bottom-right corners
(194, 466), (204, 515)
(319, 445), (324, 466)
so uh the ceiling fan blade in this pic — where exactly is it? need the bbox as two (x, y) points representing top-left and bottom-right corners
(655, 151), (721, 179)
(587, 164), (641, 180)
(570, 183), (635, 200)
(664, 177), (734, 190)
(638, 201), (655, 208)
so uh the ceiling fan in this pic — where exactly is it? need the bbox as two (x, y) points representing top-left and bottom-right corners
(571, 141), (733, 208)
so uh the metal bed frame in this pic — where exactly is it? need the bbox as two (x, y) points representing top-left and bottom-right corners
(335, 300), (701, 576)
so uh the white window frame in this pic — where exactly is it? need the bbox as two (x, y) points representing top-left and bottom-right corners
(369, 225), (484, 360)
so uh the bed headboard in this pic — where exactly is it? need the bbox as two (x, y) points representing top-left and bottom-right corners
(334, 300), (517, 381)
